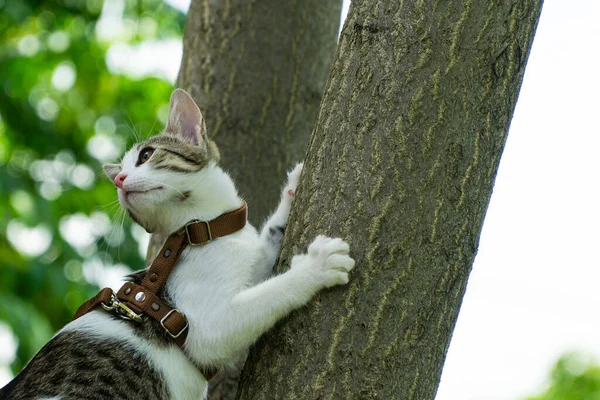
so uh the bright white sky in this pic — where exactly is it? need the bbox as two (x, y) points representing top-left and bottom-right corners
(438, 0), (600, 398)
(2, 1), (599, 398)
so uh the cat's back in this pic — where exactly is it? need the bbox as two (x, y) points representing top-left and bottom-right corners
(1, 311), (208, 400)
(0, 326), (166, 400)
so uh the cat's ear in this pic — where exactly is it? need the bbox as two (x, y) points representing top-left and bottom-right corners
(103, 163), (121, 181)
(165, 88), (207, 146)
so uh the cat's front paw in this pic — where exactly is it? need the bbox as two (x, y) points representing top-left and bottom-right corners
(283, 163), (303, 199)
(295, 235), (355, 288)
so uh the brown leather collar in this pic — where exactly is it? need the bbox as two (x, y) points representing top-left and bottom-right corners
(73, 201), (248, 380)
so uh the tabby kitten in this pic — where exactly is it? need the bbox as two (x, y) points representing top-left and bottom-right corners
(0, 89), (355, 400)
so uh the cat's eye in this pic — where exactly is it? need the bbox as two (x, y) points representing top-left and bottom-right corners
(138, 147), (154, 165)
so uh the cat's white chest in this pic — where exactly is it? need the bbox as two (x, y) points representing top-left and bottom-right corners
(166, 225), (265, 364)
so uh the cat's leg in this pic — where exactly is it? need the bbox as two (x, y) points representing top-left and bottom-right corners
(214, 235), (355, 354)
(255, 163), (303, 281)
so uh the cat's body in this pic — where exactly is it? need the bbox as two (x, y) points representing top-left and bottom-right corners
(0, 89), (354, 400)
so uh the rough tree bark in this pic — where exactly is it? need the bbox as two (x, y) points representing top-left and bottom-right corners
(146, 1), (343, 399)
(238, 1), (543, 399)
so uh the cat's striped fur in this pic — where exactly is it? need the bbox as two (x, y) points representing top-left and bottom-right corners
(137, 134), (219, 174)
(1, 331), (167, 399)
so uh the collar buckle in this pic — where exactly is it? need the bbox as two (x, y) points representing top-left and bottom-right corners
(160, 309), (189, 338)
(184, 220), (212, 245)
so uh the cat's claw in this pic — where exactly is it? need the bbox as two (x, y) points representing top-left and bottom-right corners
(284, 163), (303, 198)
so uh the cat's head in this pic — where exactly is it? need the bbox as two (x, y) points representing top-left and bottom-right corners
(103, 89), (220, 233)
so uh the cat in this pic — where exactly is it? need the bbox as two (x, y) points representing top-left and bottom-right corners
(0, 89), (355, 400)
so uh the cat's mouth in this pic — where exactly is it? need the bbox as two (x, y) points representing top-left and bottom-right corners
(122, 186), (164, 202)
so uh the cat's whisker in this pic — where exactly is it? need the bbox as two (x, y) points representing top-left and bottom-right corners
(101, 198), (121, 210)
(158, 182), (188, 199)
(147, 189), (160, 229)
(147, 118), (159, 139)
(100, 202), (123, 221)
(94, 206), (123, 259)
(102, 207), (125, 255)
(105, 207), (126, 264)
(125, 113), (141, 143)
(118, 207), (128, 263)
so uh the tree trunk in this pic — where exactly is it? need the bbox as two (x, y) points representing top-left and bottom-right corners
(237, 1), (543, 399)
(146, 1), (343, 399)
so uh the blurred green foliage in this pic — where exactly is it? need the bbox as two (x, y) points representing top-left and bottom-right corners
(527, 354), (600, 400)
(0, 0), (184, 375)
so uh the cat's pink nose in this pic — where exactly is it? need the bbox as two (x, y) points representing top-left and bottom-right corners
(114, 173), (127, 189)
